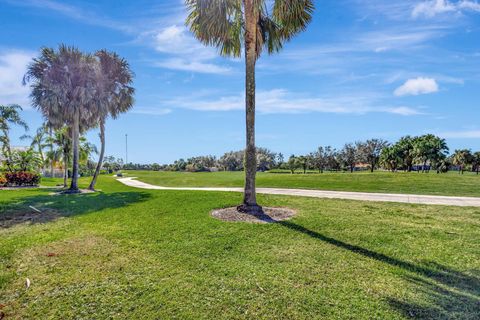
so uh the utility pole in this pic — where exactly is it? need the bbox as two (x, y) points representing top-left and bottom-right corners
(125, 134), (128, 165)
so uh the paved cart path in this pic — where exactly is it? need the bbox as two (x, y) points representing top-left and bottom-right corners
(117, 177), (480, 207)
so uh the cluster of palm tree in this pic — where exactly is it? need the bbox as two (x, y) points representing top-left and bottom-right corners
(23, 45), (134, 192)
(0, 104), (29, 169)
(380, 135), (449, 173)
(186, 0), (314, 213)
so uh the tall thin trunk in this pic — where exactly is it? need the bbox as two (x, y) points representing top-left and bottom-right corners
(89, 120), (105, 191)
(239, 0), (261, 214)
(63, 155), (68, 187)
(50, 126), (54, 177)
(70, 108), (80, 191)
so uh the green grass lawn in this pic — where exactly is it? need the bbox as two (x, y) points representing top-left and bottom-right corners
(1, 176), (479, 319)
(129, 170), (480, 197)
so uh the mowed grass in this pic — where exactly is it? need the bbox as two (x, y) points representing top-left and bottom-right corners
(0, 176), (479, 319)
(130, 170), (480, 197)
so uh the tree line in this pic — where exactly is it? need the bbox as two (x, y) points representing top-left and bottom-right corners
(151, 135), (480, 174)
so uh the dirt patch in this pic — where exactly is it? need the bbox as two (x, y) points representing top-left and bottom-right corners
(0, 207), (62, 228)
(211, 207), (296, 223)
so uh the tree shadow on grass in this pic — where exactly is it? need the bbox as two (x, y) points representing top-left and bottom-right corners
(0, 190), (151, 228)
(278, 220), (480, 319)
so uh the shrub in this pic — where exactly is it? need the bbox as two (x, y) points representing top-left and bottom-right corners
(4, 171), (41, 186)
(0, 175), (7, 187)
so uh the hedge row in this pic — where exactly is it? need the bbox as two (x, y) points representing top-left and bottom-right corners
(1, 172), (41, 187)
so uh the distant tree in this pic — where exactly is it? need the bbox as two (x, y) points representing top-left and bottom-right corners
(452, 149), (473, 174)
(0, 104), (29, 171)
(186, 0), (314, 214)
(380, 145), (402, 172)
(413, 135), (449, 173)
(152, 163), (161, 171)
(472, 152), (480, 175)
(296, 155), (310, 174)
(287, 155), (297, 174)
(312, 146), (334, 173)
(339, 143), (357, 173)
(256, 148), (277, 171)
(277, 153), (284, 167)
(173, 159), (187, 171)
(356, 139), (389, 173)
(395, 136), (415, 172)
(218, 151), (244, 171)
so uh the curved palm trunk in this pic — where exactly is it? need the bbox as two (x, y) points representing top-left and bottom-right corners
(89, 120), (105, 191)
(238, 0), (262, 214)
(70, 108), (80, 191)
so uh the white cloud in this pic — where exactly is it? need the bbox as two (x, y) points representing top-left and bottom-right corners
(412, 0), (480, 18)
(162, 89), (423, 116)
(0, 51), (34, 106)
(145, 24), (231, 74)
(155, 58), (231, 74)
(132, 107), (172, 116)
(438, 129), (480, 138)
(394, 77), (439, 96)
(459, 0), (480, 11)
(5, 0), (133, 33)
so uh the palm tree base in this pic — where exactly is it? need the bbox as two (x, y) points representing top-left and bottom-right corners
(236, 204), (264, 215)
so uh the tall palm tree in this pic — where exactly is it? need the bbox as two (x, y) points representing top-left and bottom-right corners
(88, 50), (134, 191)
(0, 104), (29, 171)
(24, 45), (98, 192)
(186, 0), (314, 213)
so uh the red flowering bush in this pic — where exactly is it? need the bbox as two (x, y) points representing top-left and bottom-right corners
(0, 175), (7, 187)
(4, 171), (41, 186)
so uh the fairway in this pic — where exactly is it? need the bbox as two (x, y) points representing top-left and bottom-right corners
(1, 176), (479, 319)
(130, 170), (480, 197)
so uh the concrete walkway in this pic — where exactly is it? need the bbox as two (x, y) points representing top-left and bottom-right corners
(117, 177), (480, 207)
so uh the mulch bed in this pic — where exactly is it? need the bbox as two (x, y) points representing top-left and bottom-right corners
(211, 207), (296, 224)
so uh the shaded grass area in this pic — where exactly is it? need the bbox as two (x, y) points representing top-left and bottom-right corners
(1, 176), (479, 319)
(130, 170), (480, 197)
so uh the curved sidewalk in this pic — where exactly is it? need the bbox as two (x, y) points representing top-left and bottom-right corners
(117, 177), (480, 207)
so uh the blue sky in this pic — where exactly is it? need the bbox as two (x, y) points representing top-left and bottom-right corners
(1, 0), (479, 164)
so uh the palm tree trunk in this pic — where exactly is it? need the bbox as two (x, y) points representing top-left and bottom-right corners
(70, 108), (80, 191)
(63, 156), (68, 187)
(50, 126), (54, 177)
(238, 0), (261, 214)
(89, 120), (105, 191)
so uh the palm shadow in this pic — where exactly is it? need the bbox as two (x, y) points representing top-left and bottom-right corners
(278, 220), (480, 318)
(0, 190), (151, 228)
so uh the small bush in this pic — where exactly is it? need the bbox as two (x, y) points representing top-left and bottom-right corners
(4, 171), (41, 186)
(0, 175), (7, 187)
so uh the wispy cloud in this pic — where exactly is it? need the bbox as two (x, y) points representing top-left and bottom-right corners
(4, 0), (134, 33)
(132, 107), (172, 116)
(143, 24), (231, 74)
(438, 129), (480, 138)
(161, 89), (424, 116)
(412, 0), (480, 18)
(394, 77), (439, 96)
(0, 50), (34, 106)
(5, 0), (230, 74)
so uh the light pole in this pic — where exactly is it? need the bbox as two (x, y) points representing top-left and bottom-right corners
(125, 134), (128, 165)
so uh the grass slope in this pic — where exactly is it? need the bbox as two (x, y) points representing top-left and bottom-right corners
(130, 170), (480, 197)
(0, 176), (479, 319)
